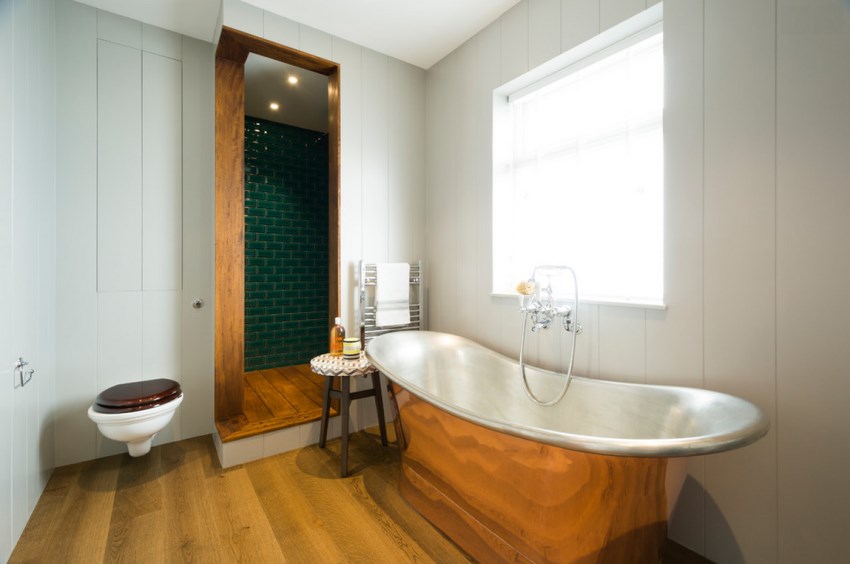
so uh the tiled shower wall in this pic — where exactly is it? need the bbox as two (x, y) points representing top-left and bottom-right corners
(244, 117), (329, 370)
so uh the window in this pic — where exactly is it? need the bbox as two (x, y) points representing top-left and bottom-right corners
(493, 25), (664, 305)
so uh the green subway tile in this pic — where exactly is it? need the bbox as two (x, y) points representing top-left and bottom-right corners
(244, 116), (330, 371)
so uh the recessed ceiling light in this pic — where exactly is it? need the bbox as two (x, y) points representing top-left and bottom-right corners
(287, 75), (299, 85)
(269, 102), (279, 110)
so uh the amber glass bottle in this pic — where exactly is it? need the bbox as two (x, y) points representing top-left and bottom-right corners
(330, 317), (345, 356)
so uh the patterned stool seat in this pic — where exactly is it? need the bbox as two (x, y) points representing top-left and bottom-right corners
(310, 353), (377, 378)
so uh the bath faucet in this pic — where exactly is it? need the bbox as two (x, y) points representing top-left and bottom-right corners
(530, 312), (551, 332)
(518, 265), (582, 406)
(520, 271), (581, 334)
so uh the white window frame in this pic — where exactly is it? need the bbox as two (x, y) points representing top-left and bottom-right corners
(492, 4), (665, 309)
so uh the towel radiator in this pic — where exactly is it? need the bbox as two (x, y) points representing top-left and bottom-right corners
(359, 260), (424, 343)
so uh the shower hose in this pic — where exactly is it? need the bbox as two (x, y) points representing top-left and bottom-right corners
(519, 266), (579, 407)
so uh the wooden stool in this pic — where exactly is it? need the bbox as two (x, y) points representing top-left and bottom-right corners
(310, 353), (388, 477)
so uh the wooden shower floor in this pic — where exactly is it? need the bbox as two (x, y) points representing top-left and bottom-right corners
(215, 364), (337, 443)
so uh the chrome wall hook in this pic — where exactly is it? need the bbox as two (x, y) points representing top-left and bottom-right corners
(14, 357), (34, 388)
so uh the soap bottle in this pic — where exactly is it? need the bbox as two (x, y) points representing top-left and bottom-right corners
(330, 317), (345, 356)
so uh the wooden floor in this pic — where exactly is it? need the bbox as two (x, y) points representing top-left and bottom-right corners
(216, 363), (337, 442)
(11, 430), (713, 563)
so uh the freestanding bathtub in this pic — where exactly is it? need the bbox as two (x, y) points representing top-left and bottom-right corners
(366, 331), (768, 563)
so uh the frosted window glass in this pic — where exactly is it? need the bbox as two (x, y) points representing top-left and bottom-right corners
(494, 32), (664, 303)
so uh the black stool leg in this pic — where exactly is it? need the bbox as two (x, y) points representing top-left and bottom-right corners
(340, 377), (350, 477)
(319, 376), (332, 448)
(371, 372), (388, 447)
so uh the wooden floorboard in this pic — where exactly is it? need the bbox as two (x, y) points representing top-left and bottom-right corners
(261, 367), (319, 413)
(245, 370), (299, 418)
(242, 383), (275, 422)
(12, 456), (121, 562)
(269, 366), (324, 409)
(105, 452), (166, 561)
(217, 363), (332, 443)
(10, 432), (711, 564)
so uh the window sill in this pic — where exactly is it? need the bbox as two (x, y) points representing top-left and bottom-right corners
(490, 293), (667, 311)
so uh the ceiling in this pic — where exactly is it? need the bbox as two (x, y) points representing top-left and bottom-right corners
(242, 0), (521, 69)
(244, 54), (329, 132)
(73, 0), (521, 69)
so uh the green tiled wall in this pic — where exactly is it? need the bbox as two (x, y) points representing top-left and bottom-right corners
(244, 117), (329, 371)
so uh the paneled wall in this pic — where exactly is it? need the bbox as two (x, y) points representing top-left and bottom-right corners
(425, 0), (850, 562)
(0, 0), (56, 560)
(223, 0), (426, 430)
(55, 0), (215, 466)
(775, 0), (850, 560)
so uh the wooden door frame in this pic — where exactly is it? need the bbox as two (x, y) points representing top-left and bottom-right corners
(215, 26), (341, 420)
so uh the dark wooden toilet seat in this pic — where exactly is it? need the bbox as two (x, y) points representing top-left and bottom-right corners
(92, 378), (182, 414)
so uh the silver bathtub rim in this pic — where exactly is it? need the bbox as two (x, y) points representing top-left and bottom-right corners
(366, 331), (770, 458)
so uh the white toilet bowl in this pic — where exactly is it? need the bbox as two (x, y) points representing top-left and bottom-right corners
(87, 379), (183, 457)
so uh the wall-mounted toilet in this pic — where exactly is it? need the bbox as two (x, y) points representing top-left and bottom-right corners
(87, 379), (183, 457)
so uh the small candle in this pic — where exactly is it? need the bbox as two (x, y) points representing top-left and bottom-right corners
(343, 338), (361, 360)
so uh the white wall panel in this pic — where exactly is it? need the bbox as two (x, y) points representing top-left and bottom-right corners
(12, 0), (38, 367)
(35, 0), (57, 498)
(143, 291), (182, 445)
(500, 1), (529, 83)
(263, 12), (299, 49)
(9, 380), (29, 545)
(776, 0), (850, 561)
(597, 306), (645, 383)
(55, 0), (98, 468)
(97, 9), (141, 49)
(361, 49), (390, 263)
(97, 40), (142, 292)
(647, 1), (704, 390)
(703, 0), (777, 562)
(142, 292), (182, 382)
(8, 0), (30, 545)
(473, 22), (503, 352)
(561, 0), (599, 53)
(387, 58), (425, 262)
(142, 52), (183, 291)
(11, 0), (41, 533)
(600, 0), (644, 31)
(143, 23), (182, 59)
(0, 0), (13, 556)
(299, 25), (332, 60)
(332, 37), (363, 329)
(529, 0), (561, 68)
(425, 53), (459, 334)
(180, 35), (215, 439)
(223, 0), (262, 37)
(455, 40), (478, 338)
(97, 292), (143, 394)
(3, 0), (57, 552)
(648, 0), (706, 550)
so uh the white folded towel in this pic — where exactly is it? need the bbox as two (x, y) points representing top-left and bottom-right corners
(375, 262), (411, 327)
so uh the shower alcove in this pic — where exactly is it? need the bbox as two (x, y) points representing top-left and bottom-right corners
(214, 27), (341, 443)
